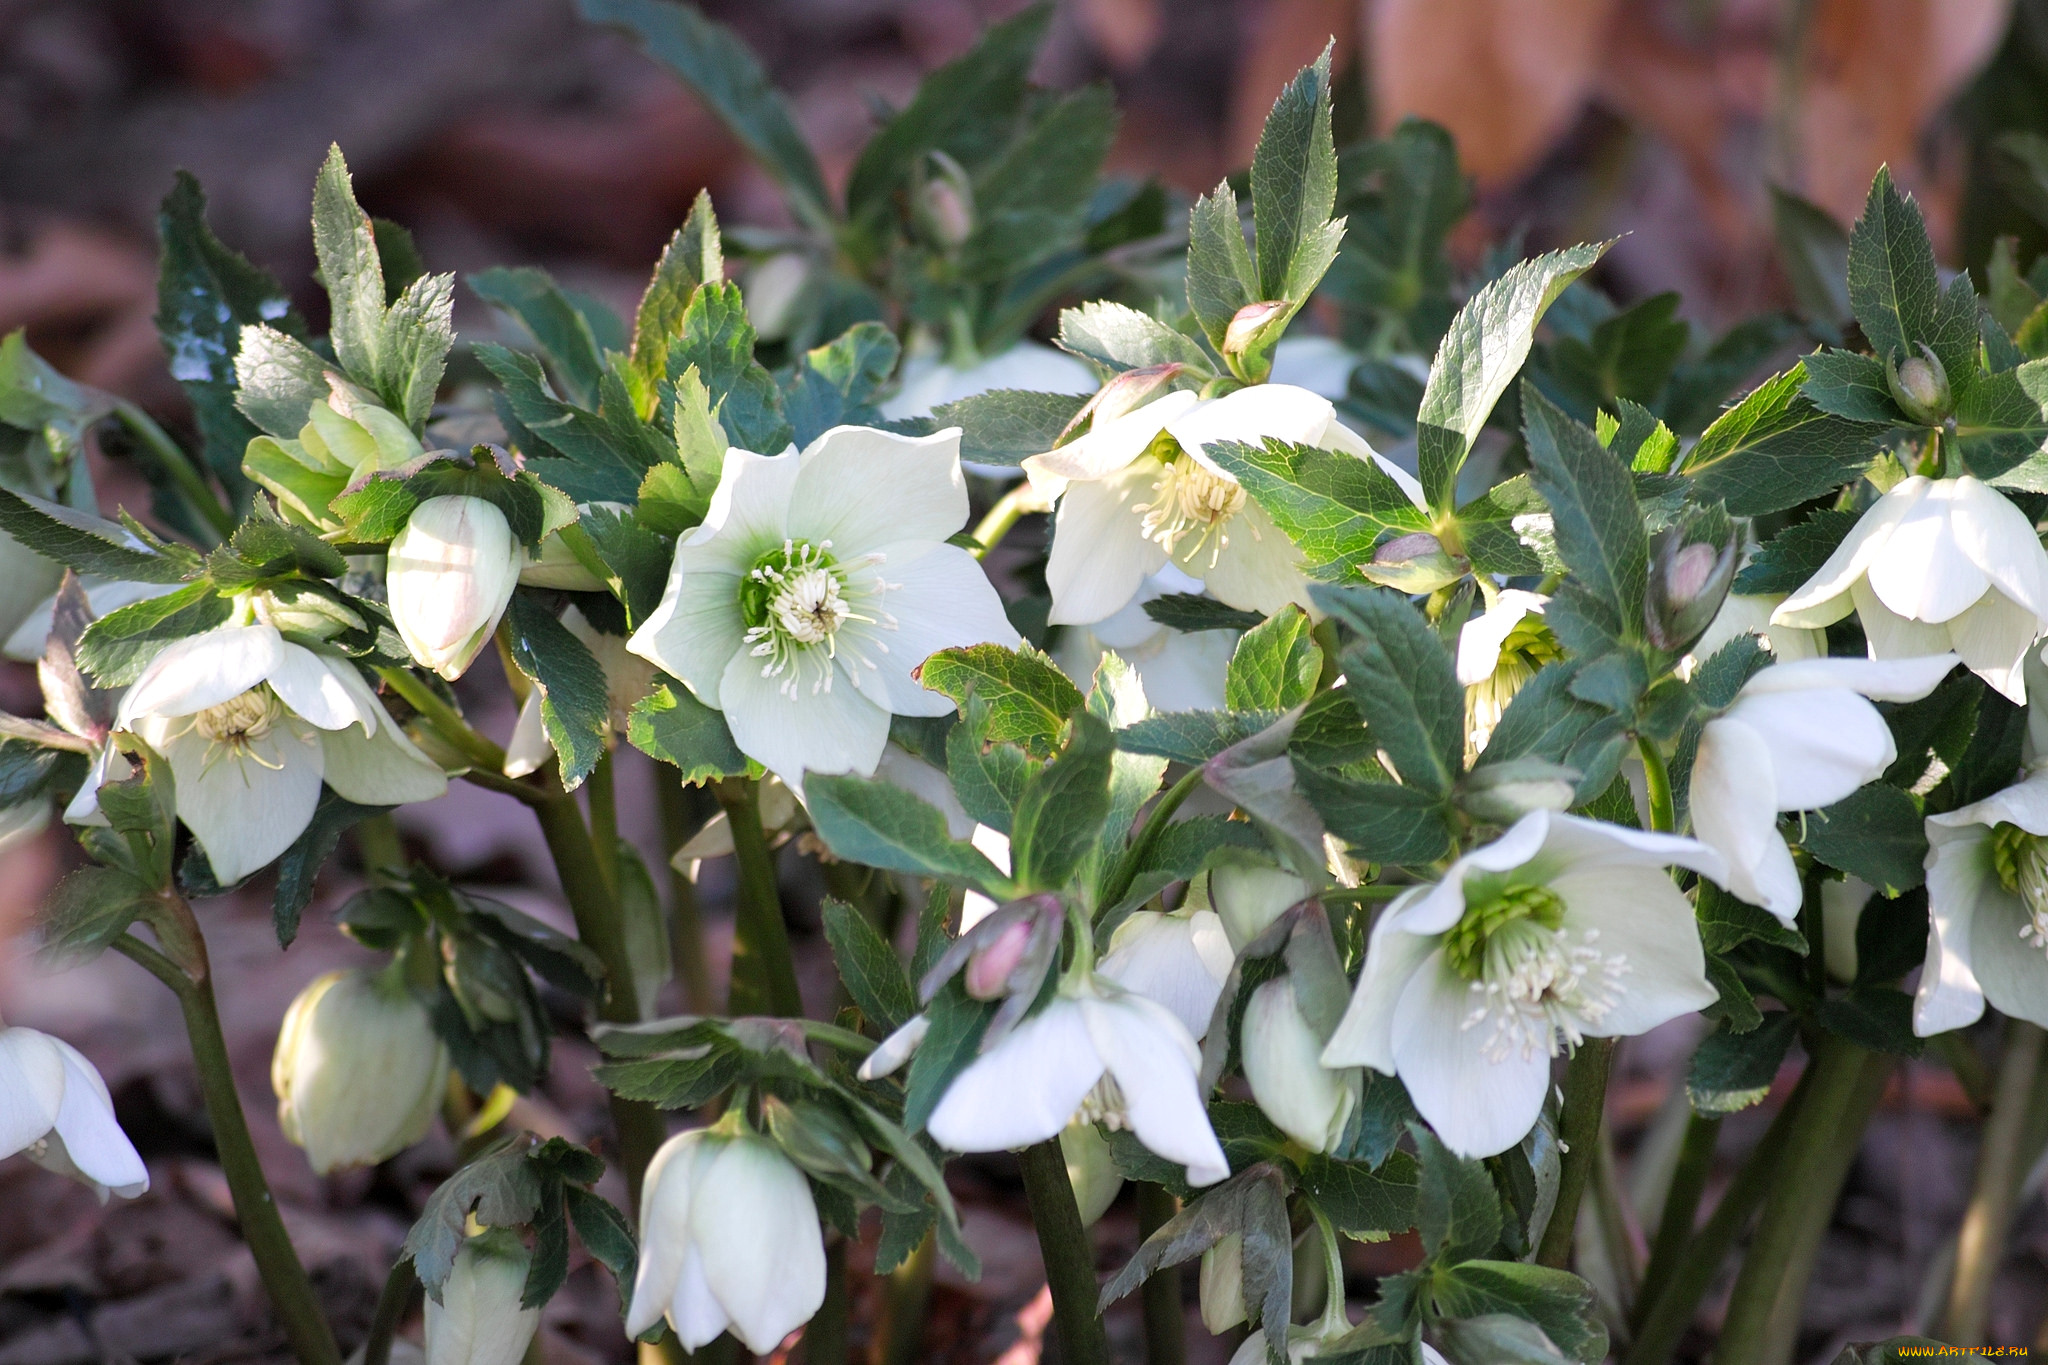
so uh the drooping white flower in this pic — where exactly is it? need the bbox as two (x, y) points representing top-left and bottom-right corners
(503, 605), (658, 778)
(1773, 476), (2048, 702)
(626, 426), (1019, 792)
(1241, 976), (1356, 1152)
(99, 623), (447, 884)
(387, 495), (525, 681)
(927, 974), (1229, 1186)
(879, 340), (1096, 422)
(628, 1125), (827, 1352)
(1321, 812), (1725, 1158)
(0, 1025), (148, 1200)
(424, 1232), (541, 1365)
(1024, 384), (1424, 626)
(1455, 590), (1556, 757)
(1690, 655), (1957, 922)
(1052, 566), (1238, 712)
(272, 967), (450, 1174)
(1098, 906), (1234, 1039)
(1915, 768), (2048, 1036)
(1676, 592), (1824, 678)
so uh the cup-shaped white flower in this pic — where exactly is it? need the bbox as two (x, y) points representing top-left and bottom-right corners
(1773, 476), (2048, 701)
(1455, 590), (1556, 758)
(1024, 384), (1423, 626)
(1915, 768), (2048, 1036)
(1690, 654), (1957, 921)
(388, 496), (525, 681)
(628, 1125), (827, 1352)
(271, 967), (450, 1174)
(1052, 566), (1238, 712)
(108, 623), (447, 883)
(0, 1025), (147, 1200)
(1098, 906), (1234, 1039)
(627, 426), (1018, 791)
(424, 1231), (541, 1365)
(1241, 976), (1356, 1152)
(1320, 811), (1725, 1158)
(927, 973), (1229, 1186)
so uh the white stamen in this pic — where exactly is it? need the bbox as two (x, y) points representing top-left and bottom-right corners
(1133, 455), (1247, 565)
(1459, 921), (1629, 1063)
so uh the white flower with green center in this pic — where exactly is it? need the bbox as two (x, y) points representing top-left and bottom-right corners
(1915, 769), (2048, 1036)
(626, 425), (1018, 791)
(1320, 812), (1725, 1158)
(95, 621), (447, 883)
(1023, 383), (1423, 626)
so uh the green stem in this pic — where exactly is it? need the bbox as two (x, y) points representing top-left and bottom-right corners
(1931, 1030), (1996, 1112)
(353, 810), (407, 881)
(1943, 1019), (2046, 1345)
(1537, 1036), (1617, 1268)
(1019, 1137), (1112, 1365)
(1714, 1035), (1891, 1365)
(657, 778), (717, 1012)
(1637, 735), (1674, 835)
(531, 792), (666, 1204)
(1632, 1113), (1721, 1333)
(1624, 1069), (1813, 1365)
(804, 1237), (851, 1365)
(1102, 766), (1206, 911)
(588, 748), (621, 900)
(376, 667), (506, 772)
(969, 481), (1045, 559)
(113, 928), (343, 1365)
(870, 1231), (935, 1365)
(361, 1258), (417, 1365)
(110, 400), (236, 540)
(715, 778), (803, 1017)
(1138, 1183), (1186, 1365)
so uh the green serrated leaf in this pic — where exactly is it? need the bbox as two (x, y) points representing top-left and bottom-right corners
(1225, 605), (1322, 710)
(930, 389), (1089, 468)
(1010, 710), (1114, 892)
(1250, 44), (1341, 302)
(1313, 584), (1462, 796)
(1057, 300), (1211, 374)
(806, 773), (1012, 893)
(470, 266), (606, 407)
(626, 682), (746, 784)
(784, 322), (901, 446)
(918, 643), (1084, 759)
(1521, 387), (1647, 649)
(1687, 1011), (1797, 1115)
(1415, 1125), (1503, 1264)
(503, 593), (611, 789)
(1801, 784), (1927, 895)
(822, 898), (916, 1033)
(1186, 182), (1260, 352)
(1205, 437), (1429, 576)
(1847, 167), (1977, 390)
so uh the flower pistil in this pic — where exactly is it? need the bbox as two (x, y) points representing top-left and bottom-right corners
(1444, 882), (1629, 1062)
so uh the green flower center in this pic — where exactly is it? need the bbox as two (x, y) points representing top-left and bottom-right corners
(1989, 821), (2048, 953)
(1443, 879), (1627, 1062)
(1442, 883), (1568, 980)
(739, 539), (889, 697)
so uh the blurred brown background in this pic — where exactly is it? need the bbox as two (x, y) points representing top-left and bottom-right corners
(2, 1), (2046, 1362)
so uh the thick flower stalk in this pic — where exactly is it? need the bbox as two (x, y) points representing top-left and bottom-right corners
(628, 1121), (828, 1352)
(1690, 654), (1957, 920)
(1916, 766), (2048, 1036)
(94, 621), (447, 883)
(272, 967), (450, 1174)
(1773, 475), (2048, 701)
(1023, 383), (1422, 626)
(627, 425), (1018, 791)
(1321, 811), (1725, 1157)
(387, 495), (525, 681)
(0, 1024), (149, 1201)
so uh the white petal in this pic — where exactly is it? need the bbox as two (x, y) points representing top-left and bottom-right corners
(1045, 462), (1170, 625)
(669, 1243), (732, 1351)
(693, 1138), (826, 1354)
(1392, 816), (1558, 936)
(1085, 992), (1229, 1186)
(147, 717), (322, 884)
(1966, 892), (2048, 1030)
(1182, 498), (1309, 618)
(1389, 949), (1553, 1158)
(1946, 589), (2043, 704)
(1774, 480), (1920, 628)
(1916, 823), (1993, 1035)
(1166, 383), (1335, 478)
(1723, 689), (1895, 812)
(1550, 869), (1718, 1035)
(1866, 479), (1992, 623)
(788, 426), (970, 552)
(718, 648), (891, 792)
(0, 1028), (66, 1161)
(1099, 911), (1232, 1040)
(1126, 627), (1237, 713)
(627, 1132), (703, 1340)
(693, 447), (798, 560)
(48, 1038), (147, 1197)
(502, 690), (549, 779)
(628, 556), (747, 706)
(1853, 578), (1954, 660)
(320, 722), (449, 806)
(268, 646), (375, 732)
(1529, 812), (1729, 885)
(1690, 718), (1802, 921)
(1952, 475), (2048, 619)
(840, 542), (1020, 717)
(117, 625), (283, 726)
(1456, 592), (1549, 686)
(1738, 653), (1958, 702)
(1240, 977), (1350, 1151)
(857, 1013), (930, 1081)
(928, 998), (1102, 1153)
(1026, 390), (1201, 486)
(1320, 896), (1439, 1071)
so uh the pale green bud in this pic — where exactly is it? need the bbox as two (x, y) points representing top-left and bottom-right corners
(1885, 343), (1951, 424)
(1358, 530), (1465, 594)
(915, 152), (976, 251)
(271, 968), (448, 1174)
(425, 1230), (541, 1365)
(1222, 300), (1291, 383)
(1199, 1233), (1246, 1333)
(388, 496), (524, 681)
(1207, 860), (1310, 953)
(1240, 977), (1354, 1152)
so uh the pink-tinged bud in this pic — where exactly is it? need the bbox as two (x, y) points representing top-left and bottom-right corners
(387, 496), (524, 681)
(1885, 343), (1950, 424)
(915, 152), (976, 251)
(965, 919), (1033, 1000)
(1095, 363), (1188, 427)
(1359, 530), (1465, 593)
(1644, 503), (1739, 654)
(1222, 300), (1290, 383)
(1665, 541), (1720, 604)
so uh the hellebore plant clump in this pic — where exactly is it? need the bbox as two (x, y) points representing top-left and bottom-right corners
(2, 4), (2047, 1364)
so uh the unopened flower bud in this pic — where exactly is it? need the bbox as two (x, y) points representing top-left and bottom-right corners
(762, 1095), (873, 1187)
(388, 496), (524, 681)
(1222, 301), (1291, 383)
(1886, 343), (1951, 424)
(1199, 1233), (1247, 1333)
(1088, 363), (1190, 431)
(1241, 977), (1353, 1152)
(1358, 530), (1465, 594)
(271, 967), (449, 1174)
(1819, 877), (1872, 985)
(1644, 508), (1738, 654)
(442, 931), (526, 1027)
(251, 584), (364, 641)
(1207, 860), (1310, 953)
(425, 1230), (541, 1365)
(915, 153), (976, 251)
(1457, 757), (1578, 824)
(1060, 1120), (1124, 1227)
(965, 919), (1034, 999)
(746, 252), (812, 342)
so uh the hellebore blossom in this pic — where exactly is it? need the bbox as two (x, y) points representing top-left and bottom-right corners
(504, 606), (657, 778)
(272, 967), (450, 1174)
(101, 623), (447, 884)
(927, 972), (1229, 1186)
(1773, 476), (2048, 702)
(1321, 811), (1725, 1158)
(1676, 592), (1824, 678)
(387, 496), (525, 681)
(1915, 767), (2048, 1035)
(1060, 1119), (1124, 1226)
(626, 426), (1018, 792)
(0, 1025), (148, 1200)
(1241, 976), (1356, 1152)
(1690, 655), (1957, 921)
(424, 1231), (542, 1365)
(1455, 590), (1557, 758)
(1024, 383), (1423, 626)
(628, 1123), (827, 1352)
(1098, 906), (1234, 1039)
(1052, 566), (1238, 713)
(1203, 859), (1311, 953)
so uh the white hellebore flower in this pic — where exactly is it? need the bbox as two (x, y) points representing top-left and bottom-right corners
(1098, 906), (1234, 1039)
(1025, 383), (1423, 626)
(272, 967), (450, 1174)
(626, 426), (1019, 791)
(424, 1232), (542, 1365)
(1321, 811), (1725, 1158)
(928, 974), (1229, 1186)
(1691, 655), (1957, 922)
(1456, 589), (1555, 757)
(1052, 566), (1238, 712)
(107, 623), (447, 884)
(628, 1124), (827, 1352)
(0, 1025), (148, 1200)
(1915, 767), (2048, 1036)
(1773, 476), (2048, 702)
(1241, 976), (1355, 1152)
(387, 495), (525, 681)
(1677, 592), (1823, 678)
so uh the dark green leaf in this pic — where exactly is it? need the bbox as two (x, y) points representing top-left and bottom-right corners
(1681, 365), (1883, 518)
(1521, 387), (1646, 646)
(1539, 292), (1690, 421)
(404, 1136), (545, 1296)
(1696, 881), (1808, 956)
(564, 1185), (637, 1313)
(1814, 985), (1923, 1057)
(40, 866), (156, 967)
(806, 773), (1012, 892)
(1847, 167), (1977, 389)
(1299, 1151), (1419, 1241)
(903, 982), (995, 1133)
(1954, 358), (2048, 481)
(1225, 605), (1322, 710)
(1116, 709), (1281, 765)
(673, 281), (790, 455)
(1205, 437), (1430, 575)
(0, 488), (197, 585)
(1010, 711), (1114, 892)
(627, 681), (746, 784)
(1687, 1011), (1797, 1114)
(784, 323), (900, 446)
(1143, 594), (1264, 633)
(1733, 508), (1861, 594)
(1800, 351), (1900, 423)
(477, 344), (672, 504)
(822, 897), (916, 1033)
(918, 644), (1084, 759)
(1415, 1126), (1502, 1264)
(1802, 784), (1927, 895)
(1250, 44), (1341, 302)
(272, 790), (381, 947)
(929, 389), (1089, 468)
(503, 593), (611, 789)
(469, 266), (605, 407)
(76, 583), (231, 687)
(1312, 585), (1461, 796)
(1429, 1262), (1606, 1364)
(1296, 765), (1454, 864)
(1185, 182), (1259, 352)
